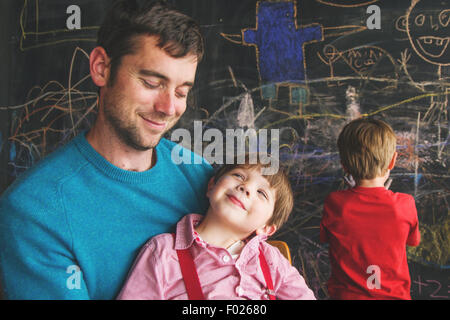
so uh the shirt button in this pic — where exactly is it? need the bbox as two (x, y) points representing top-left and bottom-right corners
(236, 286), (244, 296)
(222, 255), (230, 263)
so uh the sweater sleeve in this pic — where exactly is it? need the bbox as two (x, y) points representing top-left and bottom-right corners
(0, 181), (89, 299)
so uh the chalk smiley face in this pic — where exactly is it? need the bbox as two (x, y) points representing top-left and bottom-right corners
(406, 0), (450, 66)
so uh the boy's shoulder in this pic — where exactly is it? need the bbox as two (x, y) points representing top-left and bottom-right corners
(327, 187), (413, 199)
(141, 232), (177, 259)
(325, 187), (416, 212)
(324, 188), (355, 203)
(259, 239), (291, 265)
(145, 232), (176, 247)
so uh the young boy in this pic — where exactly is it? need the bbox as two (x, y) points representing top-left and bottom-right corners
(117, 156), (315, 300)
(320, 118), (421, 300)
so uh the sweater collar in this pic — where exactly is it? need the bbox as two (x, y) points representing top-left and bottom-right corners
(73, 131), (166, 184)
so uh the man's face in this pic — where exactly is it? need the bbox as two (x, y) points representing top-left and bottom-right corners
(100, 35), (198, 150)
(207, 167), (277, 237)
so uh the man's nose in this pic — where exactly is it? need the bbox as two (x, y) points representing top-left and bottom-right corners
(154, 90), (176, 116)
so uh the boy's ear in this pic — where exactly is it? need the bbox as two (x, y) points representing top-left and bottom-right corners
(206, 177), (216, 198)
(341, 162), (349, 174)
(256, 224), (277, 237)
(388, 152), (398, 170)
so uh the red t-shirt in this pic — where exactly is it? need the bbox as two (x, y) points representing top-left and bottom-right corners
(320, 186), (420, 300)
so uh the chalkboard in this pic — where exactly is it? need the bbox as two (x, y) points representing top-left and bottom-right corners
(0, 0), (448, 300)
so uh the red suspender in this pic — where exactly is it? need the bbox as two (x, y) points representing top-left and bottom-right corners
(175, 234), (276, 300)
(258, 248), (276, 300)
(176, 248), (205, 300)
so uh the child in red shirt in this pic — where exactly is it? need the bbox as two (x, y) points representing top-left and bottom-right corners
(320, 118), (421, 300)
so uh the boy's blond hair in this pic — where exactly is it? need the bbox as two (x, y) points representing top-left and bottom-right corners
(337, 118), (397, 181)
(213, 154), (294, 231)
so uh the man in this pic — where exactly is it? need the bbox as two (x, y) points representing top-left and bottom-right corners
(0, 0), (212, 299)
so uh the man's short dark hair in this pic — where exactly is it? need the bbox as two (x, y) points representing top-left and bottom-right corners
(97, 0), (204, 85)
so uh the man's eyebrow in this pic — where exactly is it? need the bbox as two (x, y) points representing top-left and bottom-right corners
(138, 69), (168, 81)
(138, 69), (194, 87)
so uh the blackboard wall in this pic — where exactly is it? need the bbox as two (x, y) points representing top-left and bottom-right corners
(0, 0), (448, 299)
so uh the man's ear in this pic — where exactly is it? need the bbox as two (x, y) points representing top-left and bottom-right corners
(90, 46), (111, 88)
(206, 177), (216, 198)
(256, 224), (277, 237)
(388, 151), (398, 170)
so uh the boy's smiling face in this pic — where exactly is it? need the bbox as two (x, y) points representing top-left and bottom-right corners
(206, 167), (277, 237)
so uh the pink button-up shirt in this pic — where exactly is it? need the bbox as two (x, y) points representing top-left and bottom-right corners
(117, 214), (316, 300)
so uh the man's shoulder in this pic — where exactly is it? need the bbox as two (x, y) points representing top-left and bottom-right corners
(1, 136), (85, 199)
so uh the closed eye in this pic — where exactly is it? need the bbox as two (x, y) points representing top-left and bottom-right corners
(175, 89), (189, 99)
(232, 173), (245, 180)
(141, 79), (161, 89)
(258, 189), (268, 199)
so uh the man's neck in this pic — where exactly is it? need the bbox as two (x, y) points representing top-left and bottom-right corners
(86, 123), (155, 172)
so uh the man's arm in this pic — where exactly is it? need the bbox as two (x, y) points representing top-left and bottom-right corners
(0, 185), (90, 299)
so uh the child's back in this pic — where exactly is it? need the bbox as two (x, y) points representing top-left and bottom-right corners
(321, 186), (420, 299)
(321, 118), (420, 300)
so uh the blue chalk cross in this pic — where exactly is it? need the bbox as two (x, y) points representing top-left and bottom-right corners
(243, 1), (323, 101)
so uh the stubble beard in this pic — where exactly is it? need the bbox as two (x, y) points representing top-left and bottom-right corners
(102, 92), (164, 152)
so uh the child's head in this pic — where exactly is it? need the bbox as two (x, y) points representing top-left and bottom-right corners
(207, 154), (294, 237)
(337, 118), (397, 181)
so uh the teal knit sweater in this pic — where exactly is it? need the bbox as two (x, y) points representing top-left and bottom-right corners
(0, 133), (212, 299)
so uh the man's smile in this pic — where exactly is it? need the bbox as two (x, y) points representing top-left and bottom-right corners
(139, 114), (167, 131)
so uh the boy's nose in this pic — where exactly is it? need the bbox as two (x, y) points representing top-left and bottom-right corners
(237, 184), (250, 196)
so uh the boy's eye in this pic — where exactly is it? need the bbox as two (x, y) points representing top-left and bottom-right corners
(232, 173), (244, 179)
(258, 190), (268, 199)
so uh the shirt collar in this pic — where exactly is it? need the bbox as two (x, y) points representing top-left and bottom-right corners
(174, 213), (203, 250)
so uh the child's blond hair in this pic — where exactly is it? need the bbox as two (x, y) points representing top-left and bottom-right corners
(213, 154), (294, 231)
(337, 118), (396, 181)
